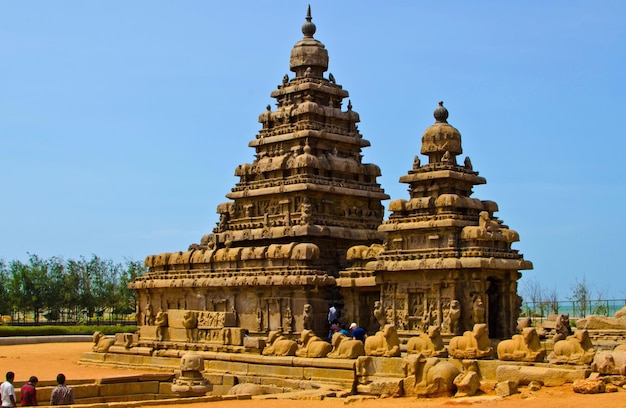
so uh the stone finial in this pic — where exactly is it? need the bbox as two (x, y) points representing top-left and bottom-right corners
(434, 101), (449, 123)
(302, 5), (316, 38)
(290, 5), (328, 77)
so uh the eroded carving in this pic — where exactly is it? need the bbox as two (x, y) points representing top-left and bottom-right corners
(296, 329), (332, 358)
(549, 329), (596, 365)
(496, 327), (546, 362)
(406, 326), (448, 358)
(404, 353), (460, 397)
(262, 330), (297, 356)
(172, 351), (211, 397)
(327, 332), (365, 359)
(155, 309), (168, 342)
(92, 331), (115, 353)
(553, 313), (572, 343)
(449, 323), (493, 359)
(364, 324), (401, 357)
(302, 303), (313, 330)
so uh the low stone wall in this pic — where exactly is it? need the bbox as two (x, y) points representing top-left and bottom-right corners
(0, 335), (93, 345)
(14, 373), (177, 405)
(82, 349), (594, 398)
(81, 350), (357, 391)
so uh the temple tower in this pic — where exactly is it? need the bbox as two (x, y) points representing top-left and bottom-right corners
(339, 102), (532, 339)
(131, 7), (389, 342)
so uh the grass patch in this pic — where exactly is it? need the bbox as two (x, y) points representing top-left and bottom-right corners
(0, 325), (136, 337)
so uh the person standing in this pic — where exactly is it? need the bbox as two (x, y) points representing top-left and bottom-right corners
(1, 372), (16, 408)
(49, 374), (74, 406)
(19, 376), (37, 407)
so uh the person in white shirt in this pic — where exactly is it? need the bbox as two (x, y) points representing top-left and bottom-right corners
(0, 371), (16, 408)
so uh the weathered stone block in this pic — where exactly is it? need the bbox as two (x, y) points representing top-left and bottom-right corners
(211, 384), (235, 396)
(293, 357), (354, 370)
(304, 366), (353, 382)
(207, 359), (248, 374)
(158, 382), (172, 394)
(356, 356), (405, 378)
(495, 380), (518, 397)
(573, 379), (605, 394)
(496, 364), (587, 386)
(108, 345), (153, 356)
(139, 325), (158, 340)
(248, 363), (303, 379)
(99, 381), (159, 396)
(96, 375), (140, 385)
(222, 374), (237, 387)
(243, 336), (265, 349)
(77, 396), (105, 405)
(359, 379), (403, 397)
(71, 384), (100, 399)
(454, 370), (481, 397)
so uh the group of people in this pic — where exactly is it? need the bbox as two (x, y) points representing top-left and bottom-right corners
(1, 372), (74, 407)
(328, 304), (367, 342)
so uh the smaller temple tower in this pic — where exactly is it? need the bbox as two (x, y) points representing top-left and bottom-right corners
(339, 102), (532, 339)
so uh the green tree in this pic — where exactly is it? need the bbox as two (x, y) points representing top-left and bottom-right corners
(0, 259), (10, 315)
(8, 260), (28, 322)
(569, 276), (591, 318)
(43, 256), (66, 321)
(115, 259), (145, 316)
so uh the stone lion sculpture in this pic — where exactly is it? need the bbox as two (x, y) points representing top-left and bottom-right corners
(406, 326), (448, 357)
(496, 327), (546, 362)
(449, 323), (493, 359)
(403, 353), (460, 397)
(262, 330), (297, 356)
(327, 332), (365, 359)
(295, 329), (332, 358)
(364, 324), (401, 357)
(92, 331), (115, 353)
(550, 329), (596, 365)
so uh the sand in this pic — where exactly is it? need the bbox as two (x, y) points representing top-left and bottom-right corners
(0, 342), (624, 408)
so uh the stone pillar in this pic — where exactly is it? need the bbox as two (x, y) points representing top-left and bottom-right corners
(435, 283), (442, 327)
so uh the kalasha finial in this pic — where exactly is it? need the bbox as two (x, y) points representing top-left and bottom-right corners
(434, 101), (449, 123)
(302, 5), (316, 38)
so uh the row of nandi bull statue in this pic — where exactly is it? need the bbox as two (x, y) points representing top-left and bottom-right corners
(260, 319), (596, 366)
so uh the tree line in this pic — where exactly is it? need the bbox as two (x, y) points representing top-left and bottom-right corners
(0, 254), (145, 323)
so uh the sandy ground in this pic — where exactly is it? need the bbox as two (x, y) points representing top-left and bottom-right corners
(0, 342), (624, 408)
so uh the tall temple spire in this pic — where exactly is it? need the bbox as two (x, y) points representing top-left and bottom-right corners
(134, 7), (389, 341)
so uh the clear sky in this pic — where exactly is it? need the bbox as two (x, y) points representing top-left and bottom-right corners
(1, 2), (624, 299)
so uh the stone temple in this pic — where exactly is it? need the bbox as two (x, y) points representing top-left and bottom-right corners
(129, 7), (531, 349)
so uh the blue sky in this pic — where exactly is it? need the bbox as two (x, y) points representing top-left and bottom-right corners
(1, 2), (624, 299)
